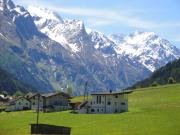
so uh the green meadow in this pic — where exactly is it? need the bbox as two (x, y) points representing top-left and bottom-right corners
(0, 84), (180, 135)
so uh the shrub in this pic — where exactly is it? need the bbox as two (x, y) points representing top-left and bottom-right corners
(151, 82), (159, 87)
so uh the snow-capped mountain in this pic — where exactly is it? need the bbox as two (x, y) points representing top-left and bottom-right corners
(27, 6), (180, 72)
(0, 0), (179, 95)
(110, 31), (180, 71)
(28, 6), (89, 53)
(0, 1), (151, 95)
(87, 28), (117, 56)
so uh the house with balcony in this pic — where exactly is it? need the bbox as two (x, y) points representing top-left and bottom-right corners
(79, 90), (133, 114)
(27, 92), (70, 112)
(28, 93), (45, 111)
(42, 92), (70, 112)
(5, 96), (30, 112)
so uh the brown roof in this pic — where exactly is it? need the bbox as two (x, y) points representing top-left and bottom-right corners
(79, 101), (89, 109)
(91, 90), (133, 95)
(42, 92), (71, 99)
(8, 96), (29, 105)
(27, 92), (71, 99)
(27, 93), (42, 99)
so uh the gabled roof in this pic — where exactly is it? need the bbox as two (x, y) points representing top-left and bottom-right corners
(79, 101), (89, 109)
(8, 96), (29, 105)
(27, 93), (42, 99)
(27, 92), (71, 100)
(42, 92), (71, 99)
(91, 90), (133, 95)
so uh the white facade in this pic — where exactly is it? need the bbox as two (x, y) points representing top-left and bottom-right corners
(90, 94), (128, 114)
(5, 97), (30, 112)
(5, 92), (70, 112)
(29, 94), (44, 111)
(43, 93), (70, 112)
(79, 91), (132, 114)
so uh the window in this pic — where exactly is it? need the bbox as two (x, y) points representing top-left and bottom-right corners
(19, 102), (21, 105)
(115, 95), (118, 98)
(107, 101), (111, 105)
(91, 109), (95, 112)
(121, 102), (125, 105)
(96, 96), (102, 104)
(33, 102), (35, 105)
(99, 96), (101, 104)
(97, 109), (99, 112)
(101, 109), (103, 112)
(26, 103), (28, 105)
(96, 96), (98, 104)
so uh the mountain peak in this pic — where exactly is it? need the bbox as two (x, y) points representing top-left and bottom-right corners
(28, 6), (63, 23)
(112, 31), (180, 72)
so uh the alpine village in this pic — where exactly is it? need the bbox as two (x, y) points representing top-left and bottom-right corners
(0, 0), (180, 135)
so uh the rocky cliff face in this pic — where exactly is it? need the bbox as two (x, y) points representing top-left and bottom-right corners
(0, 1), (179, 95)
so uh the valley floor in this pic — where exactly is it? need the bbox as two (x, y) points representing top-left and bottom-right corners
(0, 84), (180, 135)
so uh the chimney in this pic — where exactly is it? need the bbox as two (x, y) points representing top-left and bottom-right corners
(110, 89), (112, 93)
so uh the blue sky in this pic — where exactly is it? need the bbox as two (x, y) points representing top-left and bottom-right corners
(14, 0), (180, 48)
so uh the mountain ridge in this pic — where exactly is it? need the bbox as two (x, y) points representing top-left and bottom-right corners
(28, 6), (180, 72)
(0, 1), (179, 95)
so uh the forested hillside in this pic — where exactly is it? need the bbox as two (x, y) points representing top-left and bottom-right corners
(128, 58), (180, 89)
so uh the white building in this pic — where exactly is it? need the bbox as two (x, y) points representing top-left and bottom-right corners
(28, 92), (70, 112)
(5, 97), (30, 112)
(28, 93), (44, 111)
(42, 92), (70, 112)
(5, 92), (71, 112)
(79, 90), (133, 114)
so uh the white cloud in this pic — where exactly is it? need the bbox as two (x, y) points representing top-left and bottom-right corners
(86, 18), (114, 26)
(14, 0), (180, 29)
(49, 7), (180, 29)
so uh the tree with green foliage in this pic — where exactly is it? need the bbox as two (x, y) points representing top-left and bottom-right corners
(67, 84), (73, 96)
(14, 90), (24, 97)
(151, 82), (159, 87)
(168, 77), (176, 84)
(1, 91), (8, 97)
(55, 89), (62, 93)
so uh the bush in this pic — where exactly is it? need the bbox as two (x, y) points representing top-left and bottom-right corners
(151, 82), (159, 87)
(14, 90), (24, 97)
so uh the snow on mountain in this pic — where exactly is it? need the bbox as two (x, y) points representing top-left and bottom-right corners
(28, 6), (63, 23)
(0, 0), (153, 95)
(87, 28), (117, 55)
(27, 6), (180, 72)
(111, 31), (180, 71)
(28, 6), (88, 53)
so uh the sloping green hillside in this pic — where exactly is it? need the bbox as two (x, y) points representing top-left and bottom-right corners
(0, 67), (35, 94)
(129, 58), (180, 89)
(0, 84), (180, 135)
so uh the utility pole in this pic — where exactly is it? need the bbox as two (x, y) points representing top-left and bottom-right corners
(36, 94), (40, 126)
(84, 81), (88, 101)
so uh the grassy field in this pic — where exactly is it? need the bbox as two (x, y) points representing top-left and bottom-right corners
(0, 84), (180, 135)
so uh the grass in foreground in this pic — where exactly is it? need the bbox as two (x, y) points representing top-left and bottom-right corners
(0, 84), (180, 135)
